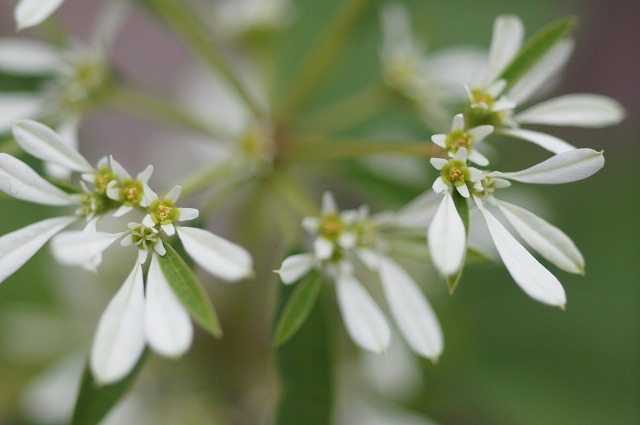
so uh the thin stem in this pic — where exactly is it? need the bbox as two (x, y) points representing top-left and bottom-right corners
(143, 0), (264, 118)
(299, 84), (393, 134)
(270, 171), (320, 218)
(106, 84), (217, 137)
(277, 0), (373, 121)
(175, 158), (240, 199)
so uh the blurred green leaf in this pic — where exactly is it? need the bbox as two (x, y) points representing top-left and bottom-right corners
(499, 16), (576, 90)
(158, 243), (222, 338)
(71, 350), (148, 425)
(274, 270), (335, 425)
(273, 269), (323, 347)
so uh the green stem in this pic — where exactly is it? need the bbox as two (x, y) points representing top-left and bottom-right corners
(175, 158), (240, 199)
(143, 0), (264, 118)
(277, 0), (373, 121)
(299, 84), (392, 134)
(271, 171), (320, 218)
(106, 84), (218, 137)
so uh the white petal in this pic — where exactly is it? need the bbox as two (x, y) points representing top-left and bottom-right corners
(336, 273), (390, 353)
(145, 254), (193, 357)
(375, 190), (440, 229)
(514, 94), (625, 127)
(468, 125), (494, 142)
(455, 184), (470, 198)
(161, 223), (175, 236)
(428, 193), (466, 276)
(141, 183), (157, 207)
(314, 237), (334, 260)
(451, 114), (465, 131)
(500, 148), (604, 184)
(177, 226), (253, 282)
(15, 0), (66, 30)
(177, 208), (199, 222)
(431, 134), (446, 148)
(431, 177), (448, 194)
(0, 94), (43, 133)
(13, 120), (93, 173)
(496, 128), (576, 154)
(90, 264), (146, 384)
(108, 156), (131, 180)
(478, 204), (566, 307)
(44, 116), (81, 180)
(357, 248), (381, 271)
(142, 214), (155, 229)
(496, 200), (584, 274)
(321, 191), (338, 215)
(430, 158), (447, 170)
(468, 149), (489, 166)
(136, 165), (154, 183)
(379, 257), (443, 359)
(453, 148), (467, 162)
(482, 15), (524, 87)
(0, 216), (75, 284)
(112, 205), (133, 218)
(51, 230), (122, 267)
(275, 253), (315, 284)
(165, 185), (182, 203)
(301, 217), (319, 233)
(0, 38), (61, 73)
(507, 39), (574, 105)
(0, 153), (77, 205)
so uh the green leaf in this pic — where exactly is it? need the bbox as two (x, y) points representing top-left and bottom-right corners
(273, 271), (335, 425)
(273, 269), (323, 347)
(158, 243), (222, 338)
(71, 349), (149, 425)
(499, 17), (576, 90)
(448, 190), (470, 293)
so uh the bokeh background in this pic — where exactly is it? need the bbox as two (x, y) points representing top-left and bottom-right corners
(0, 0), (638, 424)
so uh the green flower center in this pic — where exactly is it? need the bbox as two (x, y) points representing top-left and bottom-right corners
(94, 167), (115, 194)
(131, 225), (160, 250)
(150, 199), (180, 225)
(442, 160), (471, 187)
(319, 215), (344, 240)
(446, 130), (473, 152)
(120, 180), (144, 206)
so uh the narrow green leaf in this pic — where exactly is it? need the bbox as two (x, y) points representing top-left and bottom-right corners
(448, 190), (470, 293)
(71, 349), (149, 425)
(158, 243), (222, 338)
(274, 281), (335, 425)
(273, 269), (323, 347)
(499, 17), (576, 90)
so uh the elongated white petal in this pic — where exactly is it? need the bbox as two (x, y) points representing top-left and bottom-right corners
(468, 149), (489, 166)
(379, 257), (443, 359)
(15, 0), (66, 30)
(90, 264), (146, 384)
(482, 15), (524, 87)
(374, 190), (440, 229)
(497, 128), (576, 154)
(165, 185), (182, 203)
(0, 38), (61, 73)
(507, 39), (574, 105)
(468, 125), (494, 142)
(177, 226), (253, 282)
(514, 94), (625, 127)
(432, 177), (448, 193)
(177, 208), (199, 222)
(478, 204), (566, 307)
(13, 120), (94, 173)
(428, 193), (466, 276)
(500, 148), (604, 184)
(275, 253), (315, 284)
(336, 273), (390, 353)
(0, 216), (76, 283)
(0, 154), (77, 205)
(314, 237), (334, 260)
(496, 200), (584, 274)
(44, 116), (81, 180)
(108, 156), (130, 180)
(51, 230), (123, 267)
(321, 191), (338, 215)
(431, 134), (446, 148)
(0, 94), (43, 133)
(430, 158), (447, 170)
(145, 254), (193, 357)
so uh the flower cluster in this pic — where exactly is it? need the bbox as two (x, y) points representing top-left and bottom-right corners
(0, 120), (253, 383)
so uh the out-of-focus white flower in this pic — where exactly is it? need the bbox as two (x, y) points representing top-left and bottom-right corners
(379, 2), (486, 130)
(465, 15), (624, 154)
(277, 192), (443, 360)
(210, 0), (294, 38)
(14, 0), (66, 30)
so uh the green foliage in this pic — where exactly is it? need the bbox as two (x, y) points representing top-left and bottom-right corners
(71, 350), (149, 425)
(158, 243), (222, 338)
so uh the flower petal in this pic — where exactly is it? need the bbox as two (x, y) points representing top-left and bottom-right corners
(0, 38), (62, 73)
(507, 39), (574, 105)
(275, 253), (316, 284)
(477, 202), (566, 307)
(0, 153), (77, 205)
(500, 148), (604, 184)
(482, 15), (524, 87)
(496, 200), (584, 274)
(428, 193), (466, 276)
(177, 208), (199, 222)
(15, 0), (66, 30)
(90, 263), (146, 384)
(0, 94), (43, 133)
(336, 272), (390, 353)
(165, 185), (182, 203)
(145, 253), (193, 357)
(314, 237), (334, 260)
(51, 230), (123, 268)
(13, 120), (94, 173)
(379, 257), (443, 359)
(496, 127), (576, 154)
(176, 226), (253, 282)
(321, 191), (338, 215)
(374, 189), (440, 229)
(514, 94), (625, 127)
(0, 216), (76, 284)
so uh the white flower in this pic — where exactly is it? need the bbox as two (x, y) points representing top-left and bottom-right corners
(470, 149), (605, 307)
(277, 192), (443, 360)
(14, 0), (66, 30)
(431, 114), (493, 166)
(430, 148), (483, 198)
(211, 0), (294, 38)
(466, 15), (624, 154)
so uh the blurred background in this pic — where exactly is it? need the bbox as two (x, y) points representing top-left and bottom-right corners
(0, 0), (638, 424)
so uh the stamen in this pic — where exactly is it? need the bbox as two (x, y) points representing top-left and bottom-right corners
(449, 168), (465, 182)
(156, 205), (172, 222)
